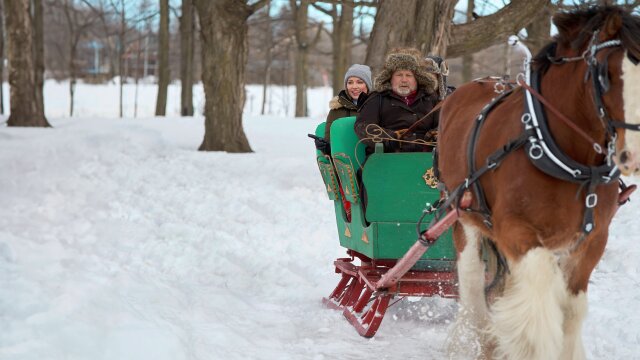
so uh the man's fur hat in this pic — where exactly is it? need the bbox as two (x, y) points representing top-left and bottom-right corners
(373, 47), (439, 94)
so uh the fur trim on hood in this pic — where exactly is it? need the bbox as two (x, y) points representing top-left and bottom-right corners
(329, 96), (342, 110)
(328, 91), (358, 110)
(374, 47), (438, 94)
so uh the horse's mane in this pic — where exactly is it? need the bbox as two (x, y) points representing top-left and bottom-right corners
(532, 6), (640, 73)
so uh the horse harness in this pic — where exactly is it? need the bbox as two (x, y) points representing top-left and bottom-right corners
(441, 31), (639, 248)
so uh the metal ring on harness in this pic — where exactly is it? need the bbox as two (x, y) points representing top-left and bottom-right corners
(529, 143), (544, 159)
(593, 143), (603, 154)
(585, 193), (598, 208)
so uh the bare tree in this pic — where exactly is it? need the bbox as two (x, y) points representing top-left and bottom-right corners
(154, 0), (169, 116)
(366, 0), (550, 73)
(179, 0), (194, 116)
(33, 0), (47, 121)
(259, 0), (272, 115)
(194, 0), (267, 152)
(312, 1), (354, 95)
(290, 0), (322, 117)
(462, 0), (474, 83)
(81, 0), (129, 117)
(50, 0), (98, 116)
(365, 0), (456, 73)
(4, 0), (50, 126)
(525, 3), (553, 54)
(447, 0), (551, 57)
(82, 0), (157, 117)
(115, 1), (126, 117)
(82, 0), (117, 78)
(0, 0), (4, 115)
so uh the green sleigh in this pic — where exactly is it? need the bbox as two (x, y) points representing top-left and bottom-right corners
(314, 116), (458, 337)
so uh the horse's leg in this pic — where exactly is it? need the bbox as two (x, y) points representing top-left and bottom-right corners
(559, 291), (587, 360)
(489, 246), (568, 360)
(559, 233), (606, 360)
(447, 221), (492, 359)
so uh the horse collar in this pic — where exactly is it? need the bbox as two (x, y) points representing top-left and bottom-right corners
(522, 70), (620, 235)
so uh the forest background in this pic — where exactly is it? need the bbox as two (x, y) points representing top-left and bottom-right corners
(1, 0), (639, 152)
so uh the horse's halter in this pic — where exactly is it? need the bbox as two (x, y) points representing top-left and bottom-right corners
(547, 30), (640, 156)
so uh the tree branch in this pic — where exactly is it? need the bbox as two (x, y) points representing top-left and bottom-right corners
(310, 21), (324, 47)
(314, 0), (376, 7)
(311, 3), (333, 17)
(249, 0), (269, 13)
(447, 0), (551, 58)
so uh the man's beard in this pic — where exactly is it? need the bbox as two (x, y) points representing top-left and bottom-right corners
(393, 86), (414, 96)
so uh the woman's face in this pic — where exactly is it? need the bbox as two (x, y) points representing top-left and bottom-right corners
(346, 77), (368, 100)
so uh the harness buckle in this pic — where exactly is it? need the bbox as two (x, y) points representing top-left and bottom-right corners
(586, 193), (598, 208)
(528, 143), (543, 160)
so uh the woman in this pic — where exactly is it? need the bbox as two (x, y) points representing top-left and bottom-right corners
(324, 64), (372, 142)
(321, 64), (371, 222)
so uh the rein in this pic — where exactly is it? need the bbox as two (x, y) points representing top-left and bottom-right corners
(517, 78), (604, 154)
(398, 100), (444, 139)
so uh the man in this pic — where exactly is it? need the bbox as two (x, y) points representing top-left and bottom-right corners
(355, 47), (441, 153)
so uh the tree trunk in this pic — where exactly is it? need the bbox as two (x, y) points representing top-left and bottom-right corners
(69, 58), (76, 117)
(33, 0), (47, 122)
(331, 2), (353, 95)
(134, 38), (142, 118)
(364, 0), (456, 72)
(366, 0), (550, 68)
(414, 0), (456, 57)
(293, 42), (307, 117)
(260, 0), (271, 115)
(180, 0), (194, 116)
(62, 0), (78, 117)
(155, 0), (169, 116)
(194, 0), (263, 152)
(4, 0), (49, 126)
(118, 2), (125, 118)
(291, 0), (312, 118)
(0, 0), (5, 115)
(461, 0), (474, 83)
(525, 5), (552, 55)
(365, 0), (416, 75)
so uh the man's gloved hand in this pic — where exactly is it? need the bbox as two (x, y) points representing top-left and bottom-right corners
(394, 128), (408, 139)
(424, 129), (438, 142)
(308, 134), (331, 154)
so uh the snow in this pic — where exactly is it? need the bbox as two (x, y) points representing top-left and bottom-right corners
(0, 81), (639, 359)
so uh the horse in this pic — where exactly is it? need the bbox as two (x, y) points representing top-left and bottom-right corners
(437, 6), (640, 359)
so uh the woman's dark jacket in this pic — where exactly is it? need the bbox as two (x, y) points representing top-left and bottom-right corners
(324, 90), (359, 141)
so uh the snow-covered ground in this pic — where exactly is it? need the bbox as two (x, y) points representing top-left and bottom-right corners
(1, 80), (333, 119)
(0, 82), (639, 359)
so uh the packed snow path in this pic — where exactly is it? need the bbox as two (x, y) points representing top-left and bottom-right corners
(1, 115), (638, 359)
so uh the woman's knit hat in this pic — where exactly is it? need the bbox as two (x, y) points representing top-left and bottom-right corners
(344, 64), (372, 91)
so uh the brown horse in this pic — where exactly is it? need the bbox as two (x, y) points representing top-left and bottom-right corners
(438, 6), (640, 359)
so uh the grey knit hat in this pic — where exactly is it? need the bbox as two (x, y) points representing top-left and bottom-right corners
(344, 64), (372, 91)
